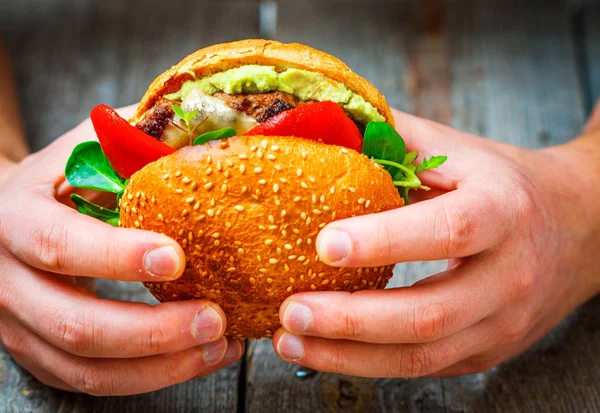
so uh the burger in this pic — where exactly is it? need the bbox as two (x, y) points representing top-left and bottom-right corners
(65, 39), (446, 339)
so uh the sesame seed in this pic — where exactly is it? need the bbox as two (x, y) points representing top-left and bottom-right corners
(274, 164), (282, 171)
(157, 213), (164, 221)
(292, 228), (300, 234)
(319, 222), (326, 229)
(226, 159), (233, 167)
(284, 244), (293, 250)
(259, 225), (267, 230)
(212, 232), (220, 239)
(309, 176), (316, 183)
(293, 196), (301, 203)
(131, 207), (138, 214)
(198, 215), (206, 221)
(267, 154), (276, 160)
(203, 182), (213, 190)
(330, 186), (336, 194)
(175, 171), (182, 177)
(206, 155), (212, 164)
(182, 177), (191, 184)
(308, 269), (313, 278)
(311, 284), (317, 290)
(257, 255), (262, 261)
(249, 277), (256, 284)
(259, 268), (268, 274)
(268, 225), (277, 230)
(250, 146), (258, 152)
(239, 154), (248, 159)
(288, 255), (297, 260)
(313, 209), (322, 215)
(224, 170), (231, 178)
(275, 199), (281, 206)
(257, 150), (263, 159)
(207, 209), (215, 217)
(365, 200), (371, 208)
(238, 248), (244, 255)
(181, 210), (188, 217)
(296, 168), (303, 177)
(178, 229), (185, 236)
(127, 194), (133, 200)
(349, 187), (356, 193)
(284, 264), (290, 272)
(306, 217), (312, 225)
(341, 148), (348, 154)
(186, 197), (195, 204)
(268, 215), (275, 223)
(191, 182), (198, 190)
(221, 184), (228, 193)
(198, 230), (204, 237)
(323, 206), (330, 211)
(266, 278), (273, 283)
(269, 258), (278, 264)
(134, 221), (140, 228)
(297, 256), (306, 262)
(311, 194), (316, 204)
(261, 140), (268, 149)
(234, 241), (242, 246)
(234, 205), (245, 212)
(254, 167), (263, 174)
(258, 179), (267, 185)
(321, 279), (330, 285)
(175, 189), (183, 194)
(277, 247), (282, 255)
(281, 230), (287, 237)
(216, 161), (222, 171)
(279, 178), (288, 183)
(216, 209), (222, 216)
(307, 238), (312, 245)
(296, 238), (303, 246)
(358, 198), (366, 204)
(301, 151), (307, 159)
(214, 240), (220, 246)
(301, 182), (308, 189)
(227, 267), (236, 272)
(162, 173), (170, 180)
(241, 186), (248, 194)
(331, 212), (337, 220)
(265, 239), (273, 245)
(273, 184), (279, 193)
(239, 165), (246, 174)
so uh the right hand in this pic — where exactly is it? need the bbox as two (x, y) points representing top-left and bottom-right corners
(0, 106), (244, 396)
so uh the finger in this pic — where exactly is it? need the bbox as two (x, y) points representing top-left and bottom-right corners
(1, 194), (186, 281)
(583, 100), (600, 134)
(5, 264), (228, 358)
(11, 354), (79, 392)
(317, 185), (511, 266)
(19, 328), (231, 396)
(279, 258), (503, 344)
(273, 317), (501, 378)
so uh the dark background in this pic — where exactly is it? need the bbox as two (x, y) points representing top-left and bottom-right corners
(0, 0), (599, 412)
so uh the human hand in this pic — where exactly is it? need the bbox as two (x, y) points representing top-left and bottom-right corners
(0, 105), (244, 395)
(273, 105), (600, 377)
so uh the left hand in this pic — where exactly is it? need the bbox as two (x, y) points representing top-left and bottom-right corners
(272, 106), (600, 377)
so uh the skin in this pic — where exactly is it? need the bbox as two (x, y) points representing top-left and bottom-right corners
(0, 41), (244, 396)
(274, 104), (600, 378)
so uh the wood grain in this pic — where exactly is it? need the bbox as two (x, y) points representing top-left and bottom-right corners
(585, 3), (600, 106)
(0, 1), (259, 412)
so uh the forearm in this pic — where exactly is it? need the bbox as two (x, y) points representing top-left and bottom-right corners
(0, 38), (29, 163)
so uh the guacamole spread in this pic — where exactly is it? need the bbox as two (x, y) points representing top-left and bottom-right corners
(164, 65), (385, 124)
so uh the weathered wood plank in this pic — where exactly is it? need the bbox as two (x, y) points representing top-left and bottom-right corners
(0, 1), (259, 412)
(246, 1), (598, 413)
(585, 3), (600, 106)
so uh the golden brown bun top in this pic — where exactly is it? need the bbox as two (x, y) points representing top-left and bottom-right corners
(132, 39), (394, 126)
(119, 135), (403, 339)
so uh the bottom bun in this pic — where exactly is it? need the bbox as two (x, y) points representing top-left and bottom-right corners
(119, 135), (403, 339)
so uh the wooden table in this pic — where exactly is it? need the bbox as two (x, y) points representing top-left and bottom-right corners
(1, 0), (599, 411)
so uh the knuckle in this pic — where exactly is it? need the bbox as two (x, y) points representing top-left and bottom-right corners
(392, 344), (433, 378)
(33, 223), (70, 272)
(49, 309), (93, 355)
(500, 315), (530, 345)
(327, 346), (349, 374)
(75, 363), (112, 396)
(336, 308), (366, 339)
(2, 331), (29, 357)
(512, 270), (537, 301)
(411, 302), (451, 342)
(144, 320), (167, 354)
(435, 202), (470, 257)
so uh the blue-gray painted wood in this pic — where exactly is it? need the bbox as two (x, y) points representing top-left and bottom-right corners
(585, 4), (600, 107)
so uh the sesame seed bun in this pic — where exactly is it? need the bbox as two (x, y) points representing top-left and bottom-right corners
(131, 39), (394, 126)
(119, 135), (403, 339)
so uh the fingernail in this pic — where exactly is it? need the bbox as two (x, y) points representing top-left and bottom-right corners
(317, 229), (351, 264)
(282, 302), (313, 333)
(225, 340), (242, 361)
(144, 245), (181, 278)
(277, 332), (304, 361)
(201, 338), (227, 363)
(194, 307), (224, 341)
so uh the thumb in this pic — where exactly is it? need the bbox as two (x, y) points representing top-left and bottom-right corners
(583, 100), (600, 134)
